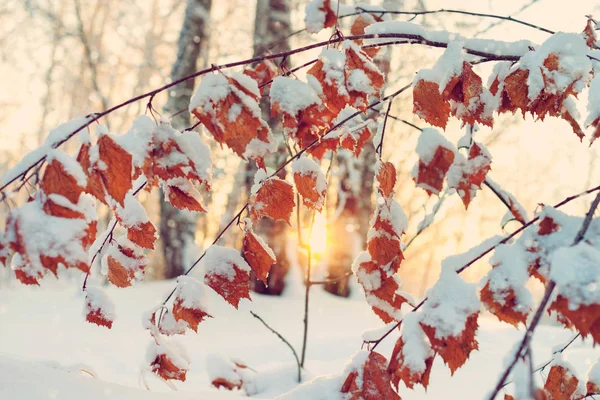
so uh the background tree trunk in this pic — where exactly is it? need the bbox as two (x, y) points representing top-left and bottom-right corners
(160, 0), (212, 279)
(246, 0), (292, 295)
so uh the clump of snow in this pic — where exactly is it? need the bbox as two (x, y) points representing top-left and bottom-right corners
(360, 321), (397, 342)
(415, 128), (456, 165)
(304, 0), (334, 34)
(46, 150), (87, 187)
(443, 235), (503, 273)
(421, 265), (480, 338)
(550, 242), (600, 308)
(399, 312), (434, 373)
(415, 41), (465, 91)
(587, 357), (600, 389)
(174, 276), (211, 312)
(270, 77), (321, 116)
(84, 286), (116, 321)
(203, 245), (251, 280)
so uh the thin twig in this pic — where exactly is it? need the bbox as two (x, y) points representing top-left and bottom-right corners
(249, 311), (302, 382)
(310, 271), (353, 285)
(300, 211), (316, 368)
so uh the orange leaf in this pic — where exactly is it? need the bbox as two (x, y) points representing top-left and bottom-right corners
(414, 145), (455, 196)
(242, 229), (275, 284)
(544, 364), (582, 399)
(421, 313), (479, 374)
(584, 18), (598, 48)
(480, 283), (529, 327)
(249, 177), (295, 224)
(40, 158), (84, 204)
(376, 161), (396, 197)
(244, 59), (278, 94)
(164, 183), (206, 212)
(104, 239), (146, 288)
(84, 287), (114, 329)
(413, 80), (450, 129)
(76, 143), (106, 203)
(205, 265), (250, 309)
(448, 142), (492, 209)
(388, 337), (434, 390)
(306, 57), (350, 116)
(172, 298), (211, 333)
(305, 0), (337, 33)
(150, 354), (187, 382)
(127, 221), (157, 250)
(191, 73), (275, 162)
(97, 134), (133, 206)
(549, 296), (600, 345)
(340, 352), (400, 400)
(292, 157), (326, 211)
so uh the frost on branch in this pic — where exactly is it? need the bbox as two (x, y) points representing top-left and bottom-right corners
(249, 169), (295, 225)
(420, 265), (480, 374)
(101, 236), (147, 288)
(190, 72), (276, 166)
(172, 276), (212, 332)
(412, 128), (456, 196)
(292, 156), (327, 211)
(340, 351), (400, 399)
(388, 312), (434, 390)
(412, 42), (494, 129)
(241, 225), (275, 285)
(481, 243), (533, 327)
(498, 33), (592, 140)
(203, 245), (251, 308)
(304, 0), (337, 34)
(206, 354), (256, 394)
(84, 286), (115, 329)
(447, 142), (492, 208)
(147, 327), (190, 382)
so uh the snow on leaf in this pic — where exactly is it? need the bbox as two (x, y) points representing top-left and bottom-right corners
(447, 142), (492, 209)
(41, 152), (85, 204)
(292, 156), (326, 211)
(102, 236), (147, 288)
(76, 142), (106, 203)
(420, 265), (480, 374)
(164, 181), (206, 212)
(244, 59), (278, 94)
(350, 9), (388, 57)
(413, 80), (451, 129)
(366, 195), (407, 266)
(340, 351), (400, 400)
(376, 161), (396, 197)
(84, 286), (115, 329)
(413, 128), (456, 196)
(172, 276), (212, 332)
(306, 49), (350, 116)
(388, 313), (434, 389)
(206, 354), (256, 394)
(203, 245), (251, 308)
(147, 329), (190, 382)
(343, 41), (385, 111)
(305, 0), (337, 34)
(242, 228), (275, 285)
(583, 18), (598, 48)
(270, 76), (334, 149)
(190, 72), (275, 162)
(249, 175), (295, 225)
(587, 357), (600, 394)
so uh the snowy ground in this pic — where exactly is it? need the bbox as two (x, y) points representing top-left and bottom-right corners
(0, 271), (597, 399)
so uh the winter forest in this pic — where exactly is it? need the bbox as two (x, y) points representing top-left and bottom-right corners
(1, 0), (600, 398)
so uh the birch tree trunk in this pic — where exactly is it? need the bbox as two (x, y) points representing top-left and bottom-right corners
(160, 0), (212, 279)
(245, 0), (292, 295)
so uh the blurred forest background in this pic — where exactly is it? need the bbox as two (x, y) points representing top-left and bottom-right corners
(1, 0), (599, 300)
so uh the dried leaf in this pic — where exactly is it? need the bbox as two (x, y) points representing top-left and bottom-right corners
(480, 283), (528, 327)
(549, 296), (600, 345)
(413, 80), (451, 129)
(205, 265), (250, 309)
(164, 183), (206, 212)
(421, 313), (479, 374)
(76, 143), (106, 203)
(376, 161), (396, 197)
(40, 159), (83, 204)
(414, 145), (455, 195)
(150, 353), (187, 382)
(244, 60), (278, 94)
(84, 287), (114, 329)
(340, 352), (400, 400)
(249, 177), (295, 224)
(97, 134), (133, 206)
(172, 298), (211, 333)
(388, 337), (434, 390)
(242, 229), (275, 285)
(127, 221), (157, 250)
(544, 364), (582, 399)
(293, 169), (326, 212)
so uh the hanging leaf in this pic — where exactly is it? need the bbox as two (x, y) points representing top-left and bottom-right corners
(249, 173), (295, 225)
(413, 128), (456, 196)
(340, 351), (400, 400)
(376, 161), (396, 197)
(447, 142), (492, 209)
(203, 245), (251, 308)
(242, 227), (275, 285)
(172, 276), (212, 332)
(305, 0), (337, 34)
(292, 156), (326, 211)
(84, 286), (115, 329)
(102, 237), (147, 288)
(97, 134), (133, 206)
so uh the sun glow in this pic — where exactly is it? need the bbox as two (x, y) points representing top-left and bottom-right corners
(308, 212), (328, 255)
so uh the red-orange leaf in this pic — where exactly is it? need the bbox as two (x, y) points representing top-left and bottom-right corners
(244, 60), (278, 95)
(203, 245), (251, 309)
(421, 313), (479, 374)
(480, 283), (528, 327)
(164, 183), (206, 212)
(97, 134), (132, 206)
(413, 80), (450, 129)
(40, 158), (84, 204)
(340, 352), (400, 400)
(249, 176), (295, 224)
(376, 161), (396, 197)
(388, 336), (434, 390)
(84, 287), (114, 329)
(549, 296), (600, 345)
(242, 229), (275, 285)
(544, 364), (582, 399)
(292, 157), (326, 211)
(305, 0), (337, 33)
(126, 221), (157, 250)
